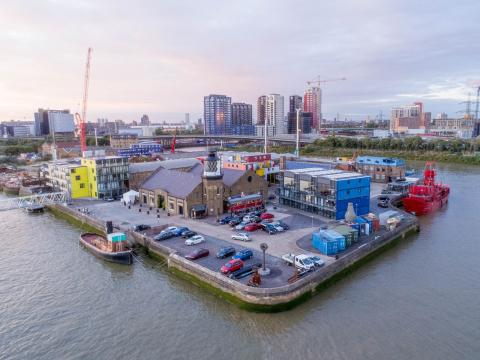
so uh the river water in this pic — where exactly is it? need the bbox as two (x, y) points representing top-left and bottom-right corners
(1, 163), (479, 360)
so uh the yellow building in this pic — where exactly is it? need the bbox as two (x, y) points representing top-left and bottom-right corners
(47, 162), (90, 198)
(81, 156), (129, 199)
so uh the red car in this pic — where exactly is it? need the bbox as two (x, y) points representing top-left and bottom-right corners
(260, 212), (274, 220)
(244, 223), (261, 232)
(184, 248), (209, 260)
(221, 259), (244, 274)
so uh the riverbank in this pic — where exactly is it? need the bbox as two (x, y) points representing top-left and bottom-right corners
(233, 144), (480, 165)
(47, 203), (420, 312)
(301, 147), (480, 165)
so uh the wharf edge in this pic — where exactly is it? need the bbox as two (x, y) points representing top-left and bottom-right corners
(47, 204), (420, 312)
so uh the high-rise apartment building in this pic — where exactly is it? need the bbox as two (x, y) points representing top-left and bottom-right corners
(390, 102), (431, 133)
(204, 94), (232, 135)
(34, 109), (75, 136)
(304, 87), (322, 131)
(287, 95), (303, 134)
(140, 114), (150, 126)
(231, 102), (254, 135)
(256, 95), (267, 125)
(266, 94), (284, 135)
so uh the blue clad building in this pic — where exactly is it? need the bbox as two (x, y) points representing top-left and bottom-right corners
(355, 156), (406, 183)
(117, 142), (163, 158)
(278, 168), (371, 220)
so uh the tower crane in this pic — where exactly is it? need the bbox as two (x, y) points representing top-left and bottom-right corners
(305, 76), (346, 132)
(75, 47), (92, 154)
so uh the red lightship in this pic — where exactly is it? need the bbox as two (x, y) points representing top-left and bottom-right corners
(402, 162), (450, 216)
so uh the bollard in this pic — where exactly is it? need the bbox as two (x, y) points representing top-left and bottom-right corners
(128, 205), (131, 209)
(157, 209), (159, 213)
(139, 209), (141, 212)
(157, 214), (160, 219)
(147, 211), (150, 215)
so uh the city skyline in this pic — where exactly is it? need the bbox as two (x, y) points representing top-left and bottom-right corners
(1, 0), (479, 122)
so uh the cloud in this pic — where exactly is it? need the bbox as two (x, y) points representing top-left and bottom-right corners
(0, 0), (479, 121)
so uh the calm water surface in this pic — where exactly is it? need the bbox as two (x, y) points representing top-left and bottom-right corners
(1, 163), (479, 360)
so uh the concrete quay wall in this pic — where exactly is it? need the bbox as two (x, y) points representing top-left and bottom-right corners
(49, 203), (419, 312)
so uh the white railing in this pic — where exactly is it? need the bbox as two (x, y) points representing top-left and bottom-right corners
(0, 192), (69, 211)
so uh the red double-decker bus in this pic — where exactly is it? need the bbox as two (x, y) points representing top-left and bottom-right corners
(227, 193), (263, 215)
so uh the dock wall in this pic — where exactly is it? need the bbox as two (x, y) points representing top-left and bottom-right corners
(49, 203), (419, 312)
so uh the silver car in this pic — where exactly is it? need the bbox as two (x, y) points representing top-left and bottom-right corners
(231, 232), (251, 242)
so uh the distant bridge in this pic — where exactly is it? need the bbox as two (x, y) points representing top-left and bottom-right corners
(0, 192), (69, 212)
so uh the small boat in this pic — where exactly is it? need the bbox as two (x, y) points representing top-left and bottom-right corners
(402, 162), (450, 216)
(80, 233), (133, 265)
(25, 204), (45, 213)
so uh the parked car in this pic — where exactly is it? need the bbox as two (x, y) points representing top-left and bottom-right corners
(185, 235), (205, 246)
(243, 214), (260, 223)
(216, 246), (236, 259)
(172, 227), (189, 236)
(260, 212), (274, 220)
(261, 223), (277, 235)
(154, 231), (174, 241)
(219, 215), (235, 224)
(228, 218), (242, 227)
(272, 224), (284, 232)
(281, 253), (316, 270)
(378, 199), (389, 208)
(221, 259), (244, 274)
(232, 249), (253, 261)
(105, 197), (115, 202)
(133, 224), (151, 232)
(163, 226), (178, 233)
(244, 223), (262, 232)
(231, 232), (251, 242)
(184, 248), (209, 260)
(235, 221), (249, 230)
(306, 255), (325, 268)
(181, 230), (197, 239)
(274, 221), (289, 230)
(228, 263), (262, 279)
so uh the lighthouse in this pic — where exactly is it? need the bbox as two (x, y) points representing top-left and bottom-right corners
(202, 150), (224, 217)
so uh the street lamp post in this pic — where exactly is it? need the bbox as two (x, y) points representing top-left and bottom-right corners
(259, 242), (270, 276)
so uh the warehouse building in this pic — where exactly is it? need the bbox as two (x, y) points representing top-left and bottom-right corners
(128, 158), (200, 190)
(355, 156), (405, 183)
(139, 151), (267, 218)
(278, 168), (371, 220)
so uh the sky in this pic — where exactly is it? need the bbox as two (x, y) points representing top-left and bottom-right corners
(1, 0), (479, 123)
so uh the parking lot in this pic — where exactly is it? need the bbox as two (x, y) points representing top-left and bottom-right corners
(142, 225), (297, 287)
(68, 190), (411, 287)
(67, 199), (338, 287)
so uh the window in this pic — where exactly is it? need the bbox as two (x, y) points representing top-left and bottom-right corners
(71, 169), (76, 174)
(80, 183), (85, 189)
(75, 175), (80, 180)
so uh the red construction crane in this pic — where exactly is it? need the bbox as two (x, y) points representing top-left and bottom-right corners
(171, 127), (177, 154)
(75, 47), (92, 154)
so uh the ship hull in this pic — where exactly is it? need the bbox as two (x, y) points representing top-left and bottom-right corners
(80, 233), (132, 265)
(403, 193), (449, 215)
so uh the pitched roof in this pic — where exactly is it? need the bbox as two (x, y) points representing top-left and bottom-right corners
(141, 164), (252, 199)
(129, 158), (200, 174)
(222, 168), (246, 187)
(141, 168), (202, 198)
